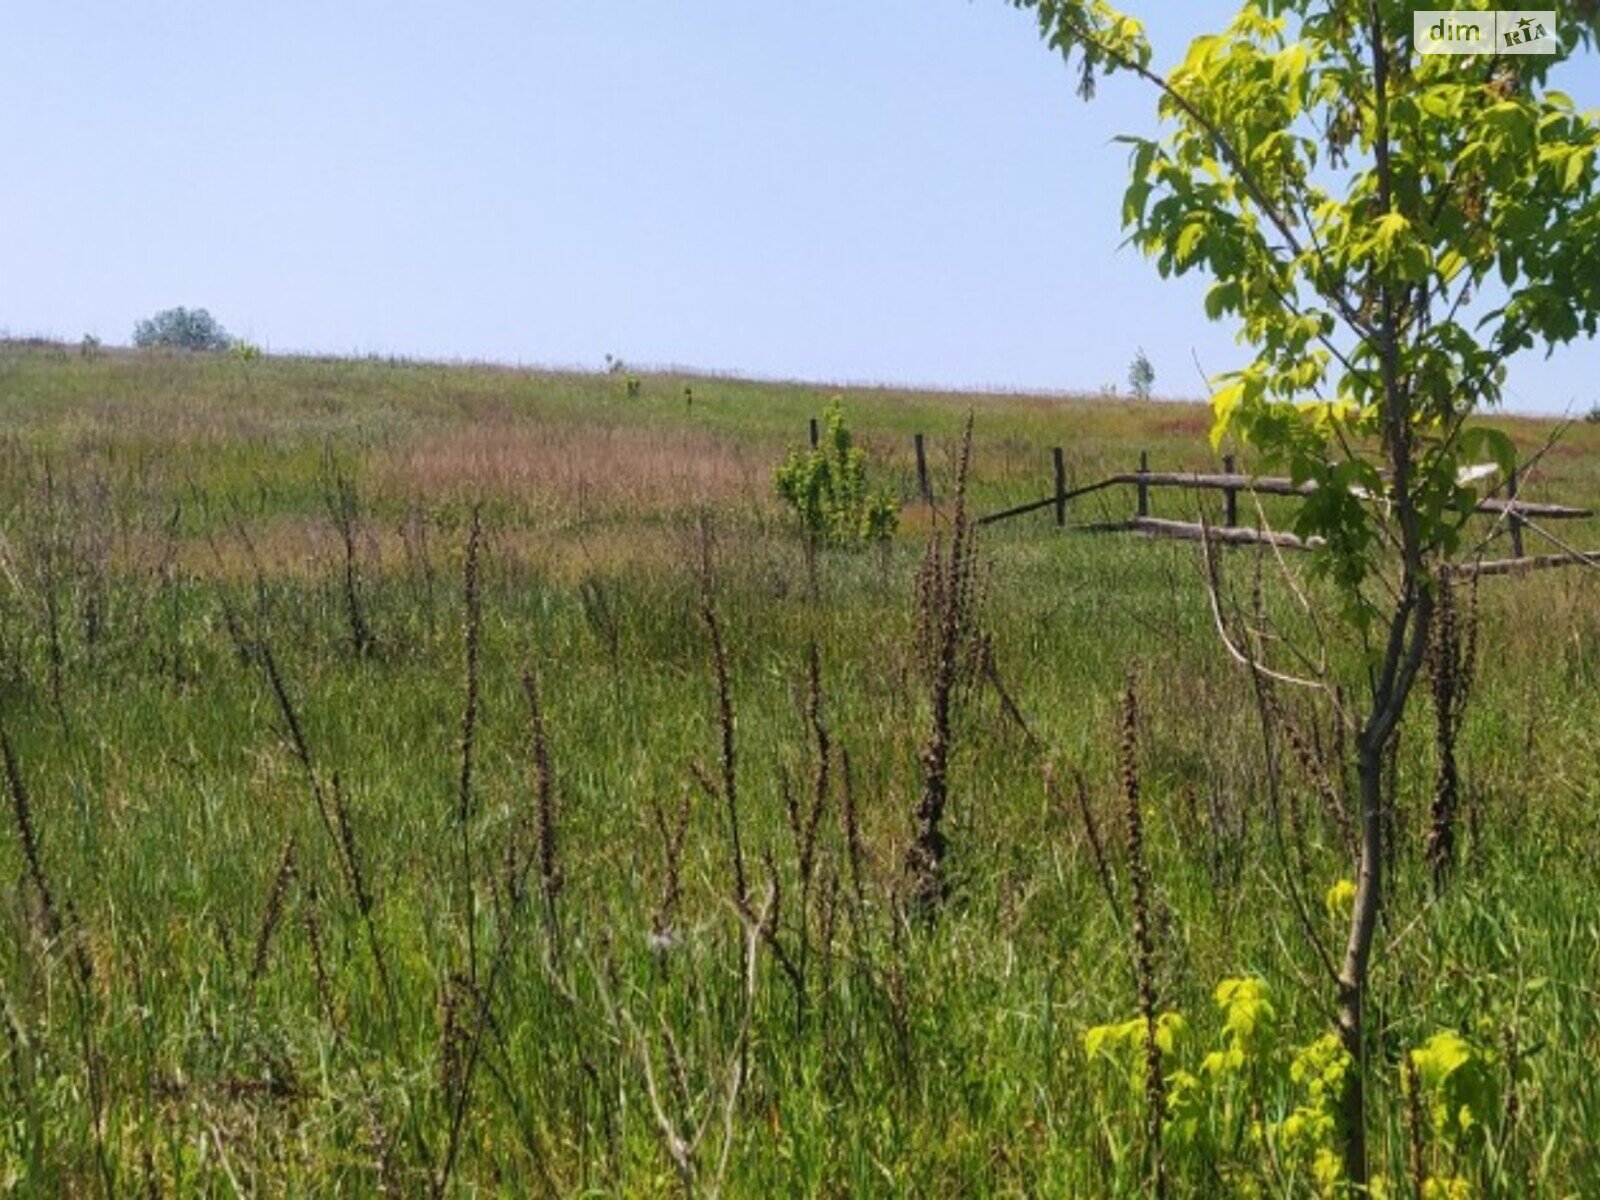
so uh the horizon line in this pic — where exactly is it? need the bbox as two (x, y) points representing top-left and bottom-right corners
(0, 331), (1578, 421)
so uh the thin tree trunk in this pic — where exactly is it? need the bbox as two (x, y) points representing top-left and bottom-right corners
(1338, 735), (1385, 1184)
(1338, 7), (1405, 1185)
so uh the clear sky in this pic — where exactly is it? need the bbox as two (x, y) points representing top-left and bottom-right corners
(2, 2), (1596, 412)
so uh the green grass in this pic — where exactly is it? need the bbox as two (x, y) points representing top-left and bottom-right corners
(1, 344), (1598, 1194)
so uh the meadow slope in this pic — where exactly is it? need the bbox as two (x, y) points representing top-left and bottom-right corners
(1, 344), (1598, 1194)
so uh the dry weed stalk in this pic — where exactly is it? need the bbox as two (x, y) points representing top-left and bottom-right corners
(1279, 698), (1355, 854)
(520, 664), (564, 944)
(761, 644), (843, 1030)
(1403, 1053), (1427, 1196)
(1425, 571), (1478, 890)
(694, 527), (748, 911)
(301, 882), (338, 1029)
(325, 469), (376, 658)
(158, 500), (185, 688)
(839, 748), (868, 934)
(258, 639), (394, 1010)
(906, 412), (978, 915)
(650, 791), (694, 951)
(980, 633), (1039, 749)
(764, 642), (835, 1026)
(434, 637), (580, 1199)
(79, 472), (111, 661)
(330, 772), (378, 939)
(605, 887), (774, 1198)
(1047, 761), (1121, 924)
(400, 502), (439, 641)
(33, 465), (68, 725)
(1245, 659), (1342, 991)
(248, 835), (298, 990)
(1, 718), (114, 1198)
(578, 574), (622, 667)
(1, 723), (71, 957)
(1118, 681), (1166, 1200)
(456, 504), (484, 983)
(438, 971), (473, 1100)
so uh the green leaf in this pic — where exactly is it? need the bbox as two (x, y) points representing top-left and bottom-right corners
(1175, 220), (1206, 266)
(1204, 280), (1240, 319)
(1458, 427), (1516, 478)
(1272, 42), (1308, 91)
(1566, 145), (1591, 192)
(1209, 379), (1244, 448)
(1373, 212), (1410, 254)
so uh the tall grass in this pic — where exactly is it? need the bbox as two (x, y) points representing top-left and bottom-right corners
(0, 344), (1598, 1192)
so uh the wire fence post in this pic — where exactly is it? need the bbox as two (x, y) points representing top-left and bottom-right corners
(1223, 453), (1238, 529)
(1053, 446), (1067, 528)
(1137, 450), (1149, 518)
(915, 433), (931, 505)
(1508, 466), (1525, 558)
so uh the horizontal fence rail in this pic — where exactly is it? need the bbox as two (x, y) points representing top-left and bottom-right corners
(800, 419), (1600, 575)
(978, 468), (1593, 527)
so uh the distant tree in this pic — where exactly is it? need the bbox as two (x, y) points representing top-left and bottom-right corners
(1128, 347), (1156, 400)
(132, 307), (232, 352)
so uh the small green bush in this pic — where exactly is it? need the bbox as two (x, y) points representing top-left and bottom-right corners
(775, 400), (899, 547)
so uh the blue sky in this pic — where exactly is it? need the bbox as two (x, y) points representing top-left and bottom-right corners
(2, 2), (1596, 412)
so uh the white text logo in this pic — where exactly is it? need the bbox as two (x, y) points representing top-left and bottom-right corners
(1415, 10), (1559, 55)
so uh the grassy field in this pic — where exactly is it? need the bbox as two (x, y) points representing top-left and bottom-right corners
(2, 343), (1599, 1195)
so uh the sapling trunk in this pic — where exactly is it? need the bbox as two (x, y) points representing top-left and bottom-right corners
(1337, 736), (1385, 1184)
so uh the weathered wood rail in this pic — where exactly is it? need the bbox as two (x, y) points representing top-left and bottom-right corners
(801, 418), (1600, 573)
(1078, 516), (1325, 550)
(980, 445), (1597, 574)
(977, 461), (1592, 529)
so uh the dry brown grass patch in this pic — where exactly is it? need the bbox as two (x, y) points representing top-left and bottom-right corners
(373, 421), (770, 517)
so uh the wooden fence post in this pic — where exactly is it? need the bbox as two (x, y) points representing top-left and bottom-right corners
(915, 433), (932, 504)
(809, 417), (819, 449)
(1053, 446), (1067, 528)
(1508, 466), (1525, 558)
(1137, 450), (1149, 517)
(1222, 453), (1238, 528)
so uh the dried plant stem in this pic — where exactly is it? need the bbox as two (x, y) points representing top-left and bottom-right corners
(327, 472), (375, 658)
(248, 835), (298, 990)
(698, 568), (747, 911)
(435, 631), (576, 1199)
(839, 748), (867, 934)
(1, 718), (114, 1199)
(1404, 1053), (1427, 1196)
(1, 723), (68, 951)
(457, 504), (484, 984)
(1119, 682), (1165, 1200)
(523, 664), (563, 950)
(614, 887), (773, 1198)
(258, 640), (394, 1011)
(906, 412), (977, 914)
(1049, 763), (1121, 925)
(1426, 571), (1477, 891)
(650, 791), (694, 948)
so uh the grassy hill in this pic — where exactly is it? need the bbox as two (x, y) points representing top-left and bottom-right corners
(1, 343), (1598, 1193)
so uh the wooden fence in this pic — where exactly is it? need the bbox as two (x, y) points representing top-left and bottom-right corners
(809, 419), (1598, 576)
(976, 444), (1595, 577)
